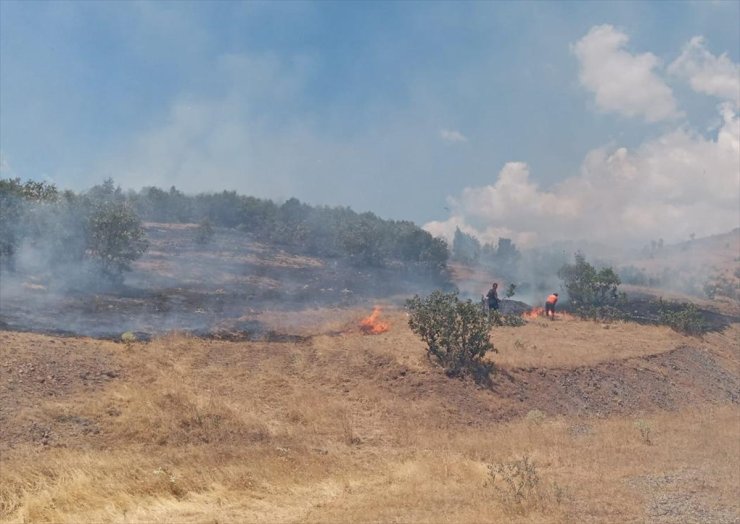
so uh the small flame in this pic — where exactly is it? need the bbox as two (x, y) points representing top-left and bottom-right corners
(521, 307), (544, 320)
(360, 306), (390, 335)
(521, 307), (574, 320)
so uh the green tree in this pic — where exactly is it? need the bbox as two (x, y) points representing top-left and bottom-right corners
(0, 178), (59, 271)
(452, 227), (481, 264)
(406, 290), (495, 377)
(557, 252), (622, 307)
(86, 201), (148, 282)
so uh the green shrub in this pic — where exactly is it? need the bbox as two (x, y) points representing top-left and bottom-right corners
(406, 291), (495, 377)
(658, 302), (707, 335)
(489, 311), (526, 327)
(121, 331), (137, 347)
(86, 201), (148, 282)
(558, 252), (623, 308)
(574, 305), (626, 322)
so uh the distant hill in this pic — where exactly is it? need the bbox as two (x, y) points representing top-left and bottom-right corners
(615, 228), (740, 303)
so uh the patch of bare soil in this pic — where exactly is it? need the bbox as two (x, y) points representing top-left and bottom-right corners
(495, 345), (739, 417)
(629, 469), (739, 524)
(0, 332), (121, 449)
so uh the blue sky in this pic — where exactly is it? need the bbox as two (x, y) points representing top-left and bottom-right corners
(1, 1), (738, 245)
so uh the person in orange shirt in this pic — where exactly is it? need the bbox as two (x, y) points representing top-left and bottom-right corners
(545, 293), (558, 319)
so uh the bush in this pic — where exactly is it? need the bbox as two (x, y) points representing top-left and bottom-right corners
(0, 178), (60, 271)
(86, 201), (148, 282)
(658, 302), (707, 335)
(634, 419), (652, 445)
(573, 305), (626, 322)
(487, 455), (562, 515)
(558, 252), (623, 308)
(194, 219), (215, 245)
(406, 291), (495, 377)
(489, 311), (526, 327)
(703, 273), (739, 301)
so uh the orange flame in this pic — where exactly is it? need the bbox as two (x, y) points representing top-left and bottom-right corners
(360, 306), (390, 335)
(521, 307), (544, 320)
(521, 307), (574, 320)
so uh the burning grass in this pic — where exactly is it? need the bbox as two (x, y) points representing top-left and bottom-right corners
(359, 306), (390, 335)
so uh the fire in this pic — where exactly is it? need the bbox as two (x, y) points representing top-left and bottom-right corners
(521, 307), (544, 320)
(360, 306), (390, 335)
(521, 307), (575, 320)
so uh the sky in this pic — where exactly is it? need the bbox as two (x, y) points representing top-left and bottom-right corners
(1, 1), (738, 248)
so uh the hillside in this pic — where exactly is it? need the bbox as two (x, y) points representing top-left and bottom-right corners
(1, 306), (739, 523)
(0, 222), (447, 339)
(1, 220), (739, 523)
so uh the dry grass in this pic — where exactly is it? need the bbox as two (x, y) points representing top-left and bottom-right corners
(490, 314), (717, 369)
(1, 312), (738, 523)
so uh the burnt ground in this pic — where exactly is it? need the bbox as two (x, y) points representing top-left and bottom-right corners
(2, 222), (736, 342)
(613, 293), (738, 332)
(0, 223), (448, 340)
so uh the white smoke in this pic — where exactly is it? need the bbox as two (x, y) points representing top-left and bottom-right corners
(571, 24), (680, 122)
(426, 28), (740, 249)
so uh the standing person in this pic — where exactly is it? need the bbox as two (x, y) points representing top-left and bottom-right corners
(545, 293), (558, 319)
(487, 282), (500, 312)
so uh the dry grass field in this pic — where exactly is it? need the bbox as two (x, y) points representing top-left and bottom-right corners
(1, 307), (738, 523)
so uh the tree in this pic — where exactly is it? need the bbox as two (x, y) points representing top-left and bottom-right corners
(86, 201), (148, 282)
(406, 290), (495, 377)
(451, 227), (480, 264)
(340, 213), (388, 267)
(0, 178), (59, 271)
(194, 218), (215, 245)
(557, 252), (622, 307)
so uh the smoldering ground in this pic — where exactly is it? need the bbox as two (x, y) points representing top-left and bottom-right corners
(0, 221), (452, 340)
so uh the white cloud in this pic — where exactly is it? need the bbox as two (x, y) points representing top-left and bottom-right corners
(425, 105), (740, 247)
(439, 128), (468, 143)
(572, 25), (680, 122)
(668, 36), (740, 104)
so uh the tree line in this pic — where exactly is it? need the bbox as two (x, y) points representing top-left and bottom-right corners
(126, 183), (448, 272)
(0, 178), (450, 283)
(0, 178), (147, 284)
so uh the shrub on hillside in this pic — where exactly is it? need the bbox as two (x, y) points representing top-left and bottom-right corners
(489, 311), (526, 327)
(0, 178), (60, 271)
(573, 305), (626, 322)
(487, 455), (563, 515)
(703, 273), (740, 302)
(658, 301), (708, 335)
(86, 201), (148, 282)
(406, 291), (496, 378)
(558, 252), (630, 322)
(194, 219), (215, 245)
